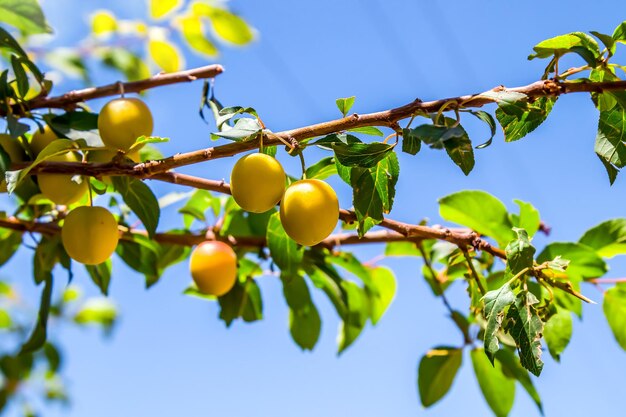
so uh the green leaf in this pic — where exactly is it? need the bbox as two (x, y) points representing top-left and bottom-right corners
(495, 348), (543, 414)
(439, 190), (514, 247)
(589, 68), (620, 112)
(33, 236), (60, 284)
(0, 229), (22, 267)
(101, 48), (151, 82)
(43, 342), (61, 373)
(74, 298), (117, 330)
(471, 348), (515, 417)
(85, 260), (112, 296)
(336, 96), (355, 117)
(349, 152), (399, 235)
(536, 242), (607, 280)
(338, 280), (369, 353)
(351, 166), (383, 235)
(594, 104), (626, 180)
(332, 142), (394, 168)
(417, 347), (462, 407)
(10, 55), (28, 97)
(366, 266), (396, 324)
(6, 138), (78, 193)
(0, 0), (51, 35)
(0, 309), (10, 329)
(590, 31), (616, 56)
(282, 274), (321, 350)
(482, 283), (516, 362)
(603, 283), (626, 351)
(384, 241), (420, 257)
(266, 212), (303, 275)
(347, 126), (384, 136)
(409, 123), (466, 149)
(112, 177), (160, 238)
(178, 189), (219, 228)
(20, 275), (53, 353)
(495, 97), (556, 142)
(215, 106), (259, 130)
(579, 219), (626, 258)
(528, 32), (600, 66)
(0, 26), (27, 57)
(149, 0), (182, 19)
(305, 156), (337, 180)
(469, 110), (497, 149)
(505, 228), (535, 275)
(512, 199), (541, 238)
(613, 21), (626, 43)
(218, 276), (263, 326)
(115, 235), (160, 284)
(543, 308), (572, 362)
(401, 127), (421, 155)
(442, 123), (474, 175)
(305, 261), (347, 319)
(415, 117), (473, 171)
(45, 48), (90, 83)
(212, 118), (262, 141)
(193, 3), (254, 45)
(504, 291), (544, 376)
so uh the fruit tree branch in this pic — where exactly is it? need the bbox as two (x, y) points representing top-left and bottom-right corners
(0, 216), (428, 249)
(8, 64), (224, 115)
(24, 77), (626, 177)
(150, 171), (507, 259)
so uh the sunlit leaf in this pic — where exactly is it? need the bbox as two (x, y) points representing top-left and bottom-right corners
(148, 39), (184, 73)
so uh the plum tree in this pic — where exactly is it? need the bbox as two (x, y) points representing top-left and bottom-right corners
(2, 2), (626, 416)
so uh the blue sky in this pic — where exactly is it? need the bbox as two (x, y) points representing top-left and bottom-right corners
(3, 1), (626, 416)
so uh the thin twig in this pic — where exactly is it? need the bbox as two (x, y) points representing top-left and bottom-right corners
(462, 249), (486, 296)
(4, 65), (224, 115)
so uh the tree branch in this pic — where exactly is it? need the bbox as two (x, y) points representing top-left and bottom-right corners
(9, 64), (224, 115)
(149, 171), (508, 259)
(0, 216), (426, 249)
(24, 77), (626, 177)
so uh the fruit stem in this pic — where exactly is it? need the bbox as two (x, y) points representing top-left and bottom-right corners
(258, 131), (264, 154)
(87, 180), (94, 207)
(117, 81), (125, 98)
(298, 151), (307, 179)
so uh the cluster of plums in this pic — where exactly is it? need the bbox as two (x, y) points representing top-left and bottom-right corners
(2, 95), (341, 298)
(190, 153), (340, 296)
(0, 97), (154, 266)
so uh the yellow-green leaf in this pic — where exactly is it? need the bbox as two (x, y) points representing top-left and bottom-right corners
(192, 3), (254, 45)
(149, 0), (183, 19)
(178, 15), (218, 57)
(90, 10), (117, 36)
(148, 39), (184, 73)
